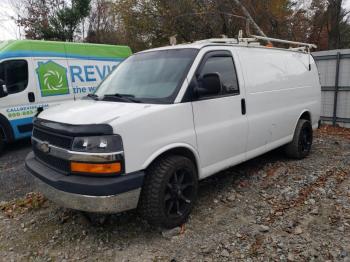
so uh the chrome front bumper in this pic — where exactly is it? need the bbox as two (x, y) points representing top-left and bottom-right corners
(34, 177), (141, 213)
(26, 152), (145, 214)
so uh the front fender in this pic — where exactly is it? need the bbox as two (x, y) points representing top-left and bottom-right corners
(141, 143), (201, 177)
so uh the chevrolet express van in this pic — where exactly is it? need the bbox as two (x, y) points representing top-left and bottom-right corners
(26, 37), (321, 228)
(0, 40), (132, 153)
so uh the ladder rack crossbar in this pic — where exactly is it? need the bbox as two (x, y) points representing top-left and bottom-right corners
(195, 38), (238, 44)
(251, 35), (317, 49)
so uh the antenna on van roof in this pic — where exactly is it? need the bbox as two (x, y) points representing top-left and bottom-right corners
(232, 0), (316, 70)
(193, 0), (317, 69)
(232, 0), (267, 38)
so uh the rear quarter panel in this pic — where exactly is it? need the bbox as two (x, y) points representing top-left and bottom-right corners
(236, 47), (321, 158)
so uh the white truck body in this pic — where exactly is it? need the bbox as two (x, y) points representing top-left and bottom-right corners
(26, 40), (321, 228)
(37, 44), (321, 178)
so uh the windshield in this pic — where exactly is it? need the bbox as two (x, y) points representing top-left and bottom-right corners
(94, 49), (198, 103)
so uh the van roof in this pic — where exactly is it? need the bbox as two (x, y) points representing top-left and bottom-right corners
(0, 40), (132, 61)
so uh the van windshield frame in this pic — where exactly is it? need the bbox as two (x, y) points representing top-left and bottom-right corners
(94, 48), (199, 104)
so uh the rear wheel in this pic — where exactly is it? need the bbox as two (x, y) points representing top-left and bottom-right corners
(285, 119), (313, 159)
(139, 155), (198, 229)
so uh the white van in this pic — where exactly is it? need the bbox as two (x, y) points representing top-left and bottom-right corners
(26, 37), (321, 228)
(0, 40), (132, 153)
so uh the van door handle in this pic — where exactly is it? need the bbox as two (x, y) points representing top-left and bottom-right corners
(241, 98), (246, 115)
(28, 92), (35, 103)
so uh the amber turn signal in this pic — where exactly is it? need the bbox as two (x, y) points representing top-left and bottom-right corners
(71, 162), (121, 174)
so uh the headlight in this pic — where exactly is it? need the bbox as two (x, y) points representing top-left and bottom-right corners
(72, 135), (123, 153)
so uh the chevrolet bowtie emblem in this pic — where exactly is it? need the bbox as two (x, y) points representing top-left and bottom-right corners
(38, 141), (50, 154)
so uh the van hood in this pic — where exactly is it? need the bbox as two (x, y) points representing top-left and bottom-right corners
(38, 100), (155, 125)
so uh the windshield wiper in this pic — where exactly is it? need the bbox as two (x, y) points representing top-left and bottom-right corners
(103, 93), (141, 103)
(85, 93), (99, 100)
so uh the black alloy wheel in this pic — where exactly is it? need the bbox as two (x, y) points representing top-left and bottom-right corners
(139, 155), (198, 228)
(285, 119), (313, 159)
(299, 124), (312, 154)
(164, 168), (196, 218)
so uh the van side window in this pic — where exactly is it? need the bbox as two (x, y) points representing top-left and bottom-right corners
(0, 60), (29, 95)
(200, 56), (239, 95)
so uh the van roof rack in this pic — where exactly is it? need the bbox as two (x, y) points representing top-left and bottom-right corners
(250, 35), (317, 49)
(194, 32), (317, 52)
(195, 38), (238, 44)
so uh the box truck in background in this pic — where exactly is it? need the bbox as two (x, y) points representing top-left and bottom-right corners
(0, 40), (132, 153)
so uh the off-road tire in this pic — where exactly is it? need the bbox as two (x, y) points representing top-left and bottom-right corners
(139, 155), (198, 229)
(285, 119), (313, 159)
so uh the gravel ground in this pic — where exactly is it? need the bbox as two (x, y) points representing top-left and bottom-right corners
(0, 139), (33, 201)
(0, 126), (350, 261)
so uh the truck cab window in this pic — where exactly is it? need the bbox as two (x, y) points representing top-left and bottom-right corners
(200, 56), (239, 95)
(0, 60), (29, 95)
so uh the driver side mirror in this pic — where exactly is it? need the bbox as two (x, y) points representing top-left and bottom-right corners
(0, 79), (8, 98)
(196, 73), (222, 98)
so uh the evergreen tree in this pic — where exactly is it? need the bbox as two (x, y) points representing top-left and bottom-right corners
(19, 0), (91, 41)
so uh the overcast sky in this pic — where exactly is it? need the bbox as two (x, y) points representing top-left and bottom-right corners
(0, 0), (21, 41)
(0, 0), (350, 41)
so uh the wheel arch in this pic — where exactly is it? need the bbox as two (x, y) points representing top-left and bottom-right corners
(293, 110), (312, 132)
(142, 143), (201, 178)
(0, 113), (14, 143)
(299, 110), (312, 122)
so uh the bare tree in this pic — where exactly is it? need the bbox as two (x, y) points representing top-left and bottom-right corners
(85, 0), (121, 44)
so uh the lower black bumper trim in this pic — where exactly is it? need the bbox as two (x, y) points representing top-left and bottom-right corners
(25, 152), (145, 197)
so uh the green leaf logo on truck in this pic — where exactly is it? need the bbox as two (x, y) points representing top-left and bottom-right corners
(36, 61), (69, 96)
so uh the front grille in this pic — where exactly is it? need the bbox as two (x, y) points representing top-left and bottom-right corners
(33, 147), (70, 174)
(33, 127), (73, 150)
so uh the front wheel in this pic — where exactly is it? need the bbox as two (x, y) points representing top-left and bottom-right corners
(139, 155), (198, 229)
(284, 119), (313, 159)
